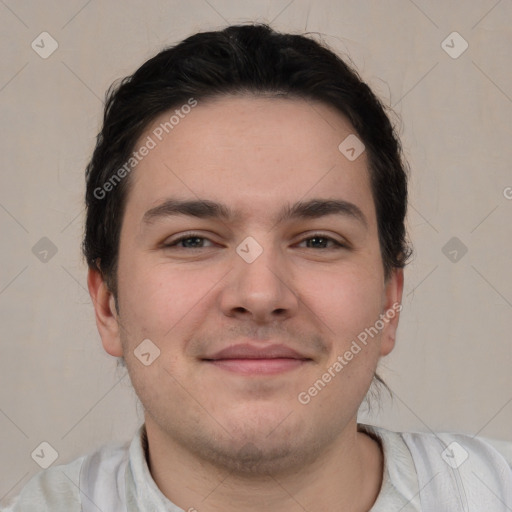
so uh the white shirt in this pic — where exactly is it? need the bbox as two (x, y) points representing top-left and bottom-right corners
(3, 423), (512, 511)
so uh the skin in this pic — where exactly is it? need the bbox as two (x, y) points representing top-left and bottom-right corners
(88, 95), (404, 512)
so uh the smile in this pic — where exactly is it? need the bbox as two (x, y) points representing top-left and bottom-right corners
(204, 357), (310, 375)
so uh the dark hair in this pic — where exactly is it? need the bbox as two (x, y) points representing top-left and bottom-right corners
(83, 22), (412, 301)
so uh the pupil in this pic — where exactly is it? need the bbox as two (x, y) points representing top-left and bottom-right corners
(185, 237), (202, 247)
(309, 237), (326, 248)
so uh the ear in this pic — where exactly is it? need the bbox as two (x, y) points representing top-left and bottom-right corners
(379, 268), (404, 357)
(87, 267), (123, 357)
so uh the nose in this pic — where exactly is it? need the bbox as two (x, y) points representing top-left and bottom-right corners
(219, 238), (300, 324)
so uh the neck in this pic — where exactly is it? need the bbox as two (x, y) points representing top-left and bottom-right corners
(143, 419), (384, 512)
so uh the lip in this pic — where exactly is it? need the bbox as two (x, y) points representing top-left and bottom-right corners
(202, 343), (312, 375)
(204, 343), (309, 360)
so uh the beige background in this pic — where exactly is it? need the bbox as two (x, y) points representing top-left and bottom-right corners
(1, 0), (511, 504)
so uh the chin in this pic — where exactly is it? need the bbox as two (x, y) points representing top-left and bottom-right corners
(195, 434), (321, 477)
(188, 412), (329, 477)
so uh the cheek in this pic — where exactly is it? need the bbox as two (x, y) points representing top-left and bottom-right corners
(304, 273), (383, 393)
(306, 267), (384, 395)
(306, 267), (383, 336)
(116, 258), (221, 342)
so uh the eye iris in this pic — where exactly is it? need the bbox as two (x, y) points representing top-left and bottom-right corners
(182, 236), (203, 248)
(307, 236), (329, 248)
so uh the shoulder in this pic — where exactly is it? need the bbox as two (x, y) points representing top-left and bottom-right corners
(476, 434), (512, 467)
(362, 423), (512, 510)
(399, 427), (512, 470)
(369, 423), (512, 473)
(368, 424), (512, 509)
(2, 455), (85, 512)
(2, 439), (130, 512)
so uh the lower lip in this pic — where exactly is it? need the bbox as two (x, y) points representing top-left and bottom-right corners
(206, 358), (308, 375)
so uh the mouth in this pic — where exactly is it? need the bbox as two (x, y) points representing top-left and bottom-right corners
(202, 343), (312, 375)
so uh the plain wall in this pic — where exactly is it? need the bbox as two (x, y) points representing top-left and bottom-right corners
(1, 0), (511, 504)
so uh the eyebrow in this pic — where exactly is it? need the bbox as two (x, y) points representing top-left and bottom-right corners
(142, 197), (368, 229)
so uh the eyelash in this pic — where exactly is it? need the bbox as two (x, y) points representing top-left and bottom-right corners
(164, 232), (347, 250)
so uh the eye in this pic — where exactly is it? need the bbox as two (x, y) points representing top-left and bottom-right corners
(162, 232), (347, 250)
(163, 232), (216, 249)
(295, 233), (347, 250)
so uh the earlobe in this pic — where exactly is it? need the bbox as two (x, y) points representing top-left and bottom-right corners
(380, 268), (404, 357)
(87, 267), (124, 357)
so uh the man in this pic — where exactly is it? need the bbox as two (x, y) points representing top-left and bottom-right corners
(4, 23), (512, 511)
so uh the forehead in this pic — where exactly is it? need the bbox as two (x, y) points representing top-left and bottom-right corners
(124, 95), (375, 229)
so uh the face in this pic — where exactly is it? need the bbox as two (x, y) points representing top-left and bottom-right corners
(89, 95), (403, 474)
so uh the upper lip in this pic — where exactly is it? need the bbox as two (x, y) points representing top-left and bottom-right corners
(204, 343), (311, 361)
